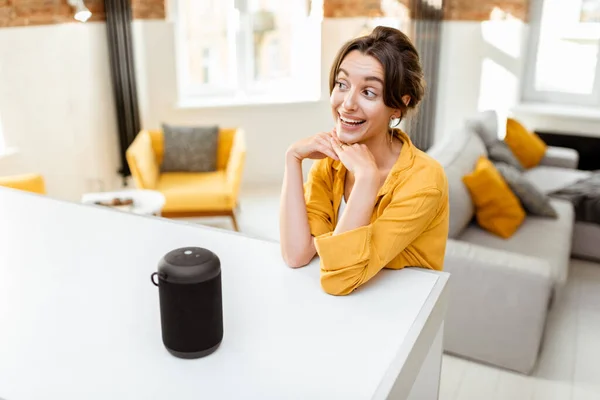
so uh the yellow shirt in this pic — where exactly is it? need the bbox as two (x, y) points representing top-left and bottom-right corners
(304, 130), (449, 296)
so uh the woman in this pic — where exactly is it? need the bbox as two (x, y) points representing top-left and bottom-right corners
(279, 26), (449, 296)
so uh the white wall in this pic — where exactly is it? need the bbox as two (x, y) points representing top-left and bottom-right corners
(0, 23), (121, 201)
(0, 18), (372, 201)
(434, 20), (528, 142)
(434, 19), (600, 142)
(2, 16), (530, 201)
(131, 19), (369, 186)
(9, 16), (591, 201)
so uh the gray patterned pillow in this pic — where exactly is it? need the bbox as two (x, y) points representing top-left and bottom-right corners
(494, 161), (558, 218)
(488, 141), (525, 172)
(466, 110), (499, 148)
(161, 124), (219, 173)
(466, 110), (525, 171)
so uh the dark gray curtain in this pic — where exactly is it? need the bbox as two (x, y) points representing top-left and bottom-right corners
(410, 0), (444, 151)
(105, 0), (141, 179)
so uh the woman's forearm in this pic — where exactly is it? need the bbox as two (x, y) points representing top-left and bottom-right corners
(279, 152), (316, 268)
(333, 174), (379, 235)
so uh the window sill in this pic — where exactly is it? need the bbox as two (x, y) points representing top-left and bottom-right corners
(0, 147), (19, 161)
(512, 102), (600, 121)
(175, 94), (323, 110)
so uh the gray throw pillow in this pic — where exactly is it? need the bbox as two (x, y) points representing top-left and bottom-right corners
(466, 110), (499, 148)
(494, 161), (558, 218)
(488, 141), (525, 172)
(161, 124), (219, 173)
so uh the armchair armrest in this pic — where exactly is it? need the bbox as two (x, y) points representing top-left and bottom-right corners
(0, 173), (46, 194)
(539, 146), (579, 169)
(125, 131), (160, 189)
(442, 239), (553, 374)
(225, 129), (246, 206)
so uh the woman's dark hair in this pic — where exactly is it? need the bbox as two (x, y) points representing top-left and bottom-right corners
(329, 26), (425, 121)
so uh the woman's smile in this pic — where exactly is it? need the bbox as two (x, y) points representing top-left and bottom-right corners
(330, 50), (391, 145)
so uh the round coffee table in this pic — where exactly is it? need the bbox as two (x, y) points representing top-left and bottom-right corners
(81, 189), (166, 216)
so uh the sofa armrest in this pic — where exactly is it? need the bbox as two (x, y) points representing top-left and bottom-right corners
(0, 173), (46, 194)
(539, 146), (579, 169)
(443, 239), (553, 374)
(125, 131), (160, 189)
(225, 129), (246, 206)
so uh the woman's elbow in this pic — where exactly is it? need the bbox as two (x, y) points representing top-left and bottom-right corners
(281, 241), (316, 268)
(282, 250), (314, 269)
(284, 255), (309, 269)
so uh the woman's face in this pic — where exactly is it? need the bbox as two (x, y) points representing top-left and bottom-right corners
(330, 50), (399, 145)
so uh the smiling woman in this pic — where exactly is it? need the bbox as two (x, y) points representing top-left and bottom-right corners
(279, 26), (450, 296)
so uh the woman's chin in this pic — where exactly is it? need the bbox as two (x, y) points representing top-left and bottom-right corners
(336, 124), (366, 143)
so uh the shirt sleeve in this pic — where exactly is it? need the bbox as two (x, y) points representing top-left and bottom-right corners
(303, 159), (335, 238)
(314, 186), (443, 296)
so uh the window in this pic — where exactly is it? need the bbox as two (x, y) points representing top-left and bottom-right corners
(523, 0), (600, 106)
(174, 0), (322, 106)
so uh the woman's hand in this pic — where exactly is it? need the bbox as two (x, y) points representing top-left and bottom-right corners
(330, 135), (378, 180)
(287, 131), (339, 162)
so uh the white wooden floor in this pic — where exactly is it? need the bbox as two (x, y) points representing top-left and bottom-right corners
(184, 187), (600, 400)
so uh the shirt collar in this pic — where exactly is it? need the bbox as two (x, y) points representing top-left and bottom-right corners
(331, 129), (415, 197)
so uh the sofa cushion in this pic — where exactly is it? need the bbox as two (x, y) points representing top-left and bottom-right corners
(505, 118), (547, 169)
(161, 124), (219, 173)
(524, 166), (592, 195)
(466, 110), (524, 171)
(458, 199), (574, 286)
(539, 146), (579, 169)
(463, 157), (526, 238)
(157, 171), (234, 212)
(494, 162), (557, 218)
(572, 222), (600, 261)
(465, 110), (499, 148)
(487, 141), (525, 171)
(428, 127), (487, 238)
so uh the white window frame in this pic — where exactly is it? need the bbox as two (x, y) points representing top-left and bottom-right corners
(522, 0), (600, 106)
(173, 0), (322, 107)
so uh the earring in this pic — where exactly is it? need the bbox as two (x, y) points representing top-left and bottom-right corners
(390, 113), (402, 127)
(389, 115), (400, 144)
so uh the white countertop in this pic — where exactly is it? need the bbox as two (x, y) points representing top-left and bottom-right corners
(0, 188), (448, 400)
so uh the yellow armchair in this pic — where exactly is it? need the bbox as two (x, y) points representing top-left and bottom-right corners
(126, 128), (246, 230)
(0, 173), (46, 195)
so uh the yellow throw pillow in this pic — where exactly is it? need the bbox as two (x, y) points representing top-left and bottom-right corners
(462, 156), (526, 239)
(504, 118), (547, 169)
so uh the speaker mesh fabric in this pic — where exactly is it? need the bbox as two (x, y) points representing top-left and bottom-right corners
(158, 272), (223, 353)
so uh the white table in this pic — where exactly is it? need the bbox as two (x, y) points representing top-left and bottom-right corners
(81, 189), (166, 216)
(0, 188), (449, 400)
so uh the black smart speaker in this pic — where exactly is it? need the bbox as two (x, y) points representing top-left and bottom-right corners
(151, 247), (223, 359)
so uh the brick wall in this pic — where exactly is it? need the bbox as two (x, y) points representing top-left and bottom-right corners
(444, 0), (529, 21)
(0, 0), (165, 28)
(131, 0), (164, 20)
(323, 0), (383, 18)
(322, 0), (529, 21)
(2, 1), (528, 27)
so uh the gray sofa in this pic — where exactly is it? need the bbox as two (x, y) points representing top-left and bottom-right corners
(427, 118), (596, 374)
